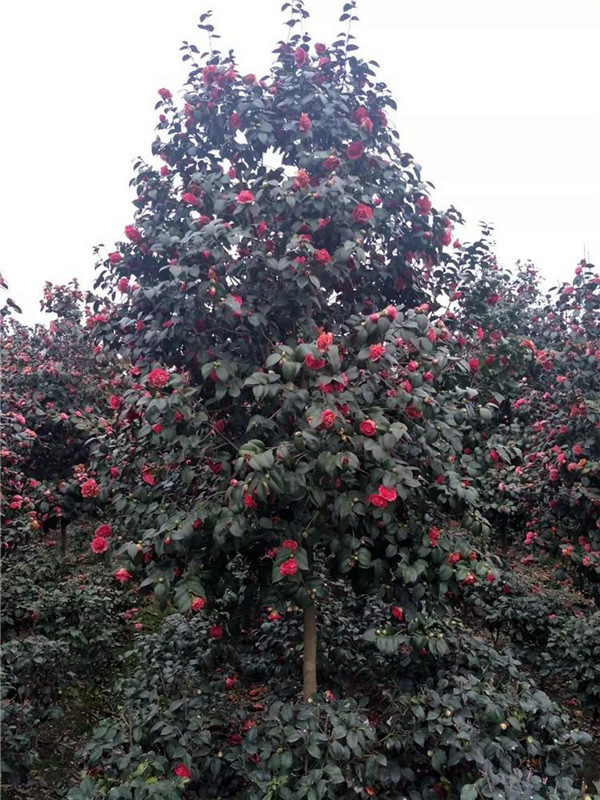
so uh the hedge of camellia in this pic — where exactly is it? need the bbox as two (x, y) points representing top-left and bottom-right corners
(0, 280), (121, 556)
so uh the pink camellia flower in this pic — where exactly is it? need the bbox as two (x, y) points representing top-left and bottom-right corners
(345, 141), (364, 160)
(81, 479), (100, 499)
(229, 111), (241, 129)
(236, 190), (255, 205)
(191, 596), (206, 612)
(173, 764), (192, 780)
(489, 450), (499, 462)
(369, 344), (385, 362)
(369, 493), (388, 508)
(117, 277), (129, 293)
(282, 539), (298, 552)
(353, 204), (373, 224)
(114, 568), (133, 583)
(359, 419), (377, 437)
(108, 252), (122, 265)
(147, 368), (170, 388)
(95, 524), (112, 538)
(152, 423), (162, 434)
(468, 358), (480, 373)
(182, 192), (199, 205)
(407, 360), (419, 373)
(209, 625), (224, 639)
(109, 395), (121, 410)
(384, 305), (397, 321)
(320, 409), (337, 429)
(280, 557), (299, 576)
(125, 225), (141, 242)
(158, 88), (172, 100)
(90, 536), (109, 554)
(298, 113), (312, 132)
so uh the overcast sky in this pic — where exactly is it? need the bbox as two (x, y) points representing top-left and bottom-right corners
(1, 0), (599, 323)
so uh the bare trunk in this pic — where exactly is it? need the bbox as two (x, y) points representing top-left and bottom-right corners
(302, 603), (317, 698)
(60, 519), (68, 559)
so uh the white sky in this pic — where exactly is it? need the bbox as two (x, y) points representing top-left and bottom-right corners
(1, 0), (599, 323)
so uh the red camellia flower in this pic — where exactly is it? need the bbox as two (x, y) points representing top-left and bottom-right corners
(282, 539), (298, 552)
(108, 252), (122, 265)
(305, 353), (325, 371)
(359, 419), (377, 436)
(294, 46), (308, 66)
(125, 225), (141, 242)
(489, 449), (499, 462)
(314, 248), (330, 265)
(95, 524), (112, 538)
(191, 596), (206, 612)
(316, 331), (333, 350)
(90, 536), (109, 554)
(158, 88), (172, 100)
(320, 409), (337, 428)
(345, 141), (364, 160)
(298, 113), (312, 132)
(236, 190), (255, 205)
(378, 485), (397, 502)
(109, 395), (121, 410)
(209, 625), (224, 639)
(116, 277), (129, 293)
(142, 471), (156, 486)
(244, 493), (258, 509)
(182, 192), (199, 205)
(323, 155), (340, 172)
(353, 204), (373, 224)
(81, 479), (100, 499)
(229, 111), (241, 129)
(369, 344), (385, 362)
(114, 568), (133, 583)
(152, 423), (163, 434)
(391, 605), (404, 620)
(415, 196), (432, 215)
(428, 526), (440, 547)
(280, 557), (299, 576)
(468, 358), (480, 373)
(369, 493), (388, 508)
(173, 764), (192, 780)
(147, 368), (170, 388)
(447, 552), (461, 565)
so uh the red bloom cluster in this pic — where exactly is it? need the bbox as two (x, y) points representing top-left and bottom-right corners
(81, 478), (100, 499)
(147, 368), (170, 388)
(280, 557), (299, 576)
(369, 485), (397, 507)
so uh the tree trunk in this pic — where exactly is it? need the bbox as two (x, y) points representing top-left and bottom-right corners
(60, 519), (68, 558)
(303, 602), (317, 698)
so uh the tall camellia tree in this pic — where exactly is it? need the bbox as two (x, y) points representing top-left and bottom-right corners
(89, 2), (493, 696)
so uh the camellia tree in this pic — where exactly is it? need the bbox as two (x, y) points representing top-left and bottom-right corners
(0, 280), (119, 555)
(86, 1), (504, 698)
